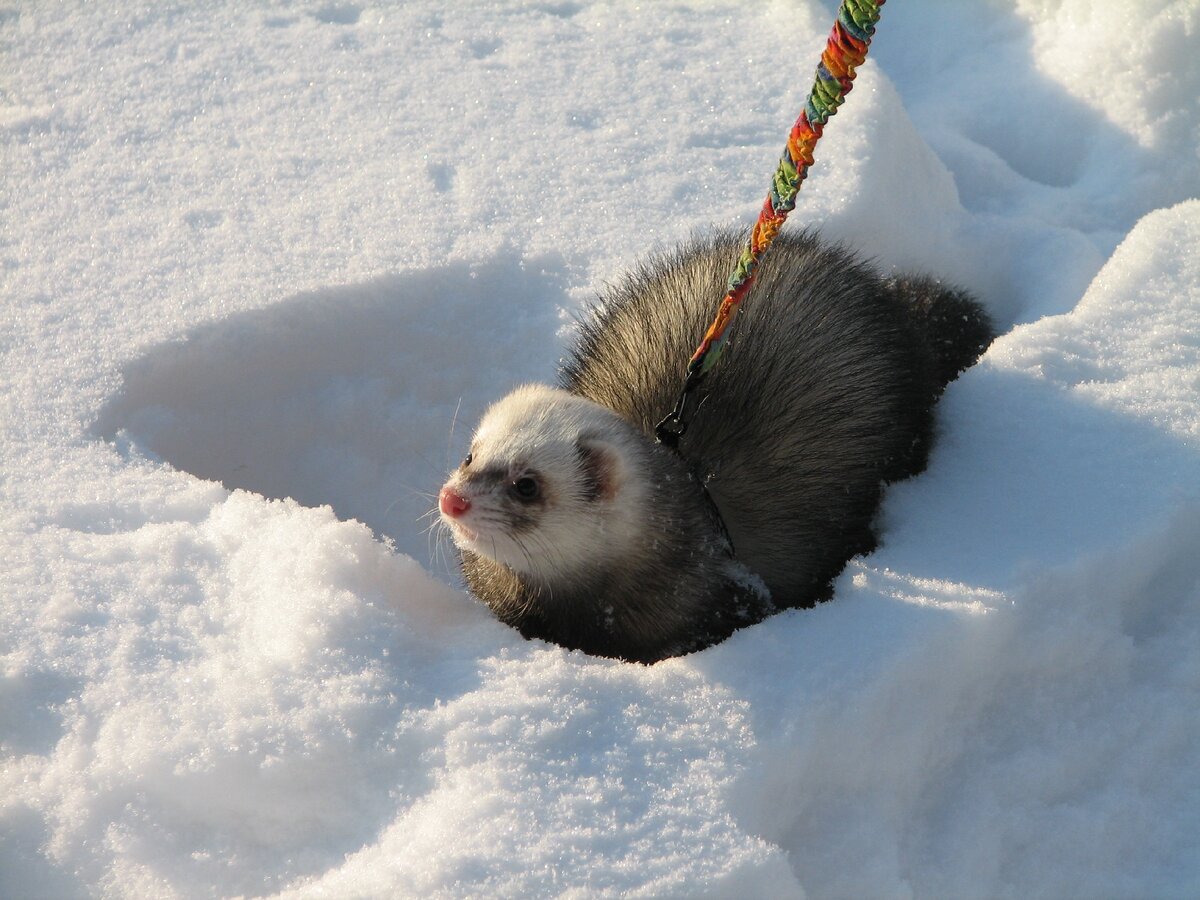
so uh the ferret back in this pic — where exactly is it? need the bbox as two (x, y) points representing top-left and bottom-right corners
(563, 231), (994, 604)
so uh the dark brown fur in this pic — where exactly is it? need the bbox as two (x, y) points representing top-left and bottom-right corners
(562, 231), (994, 606)
(453, 231), (995, 662)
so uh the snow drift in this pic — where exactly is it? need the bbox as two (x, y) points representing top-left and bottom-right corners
(3, 1), (1199, 896)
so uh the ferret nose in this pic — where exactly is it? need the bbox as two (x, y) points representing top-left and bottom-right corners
(439, 486), (471, 518)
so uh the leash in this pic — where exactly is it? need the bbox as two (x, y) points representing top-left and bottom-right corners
(656, 0), (886, 447)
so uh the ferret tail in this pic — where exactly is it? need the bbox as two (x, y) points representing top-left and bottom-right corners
(887, 275), (996, 389)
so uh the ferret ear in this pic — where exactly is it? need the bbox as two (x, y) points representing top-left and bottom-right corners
(576, 436), (620, 502)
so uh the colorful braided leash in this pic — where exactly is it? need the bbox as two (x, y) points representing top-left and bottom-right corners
(655, 0), (886, 447)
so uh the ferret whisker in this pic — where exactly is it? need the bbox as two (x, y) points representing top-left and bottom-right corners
(391, 480), (437, 501)
(435, 523), (454, 578)
(447, 396), (464, 470)
(383, 483), (440, 525)
(427, 520), (440, 571)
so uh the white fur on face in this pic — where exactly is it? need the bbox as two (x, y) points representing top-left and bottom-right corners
(441, 384), (648, 582)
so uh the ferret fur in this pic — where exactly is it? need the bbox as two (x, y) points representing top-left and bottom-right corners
(439, 230), (995, 663)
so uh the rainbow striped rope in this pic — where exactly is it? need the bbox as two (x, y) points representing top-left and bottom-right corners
(656, 0), (885, 445)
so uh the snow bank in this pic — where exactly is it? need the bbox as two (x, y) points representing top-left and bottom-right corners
(3, 1), (1199, 897)
(710, 200), (1200, 897)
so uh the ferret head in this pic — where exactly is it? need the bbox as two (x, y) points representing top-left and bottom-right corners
(438, 384), (650, 584)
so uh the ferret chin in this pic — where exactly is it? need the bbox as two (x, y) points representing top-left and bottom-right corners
(439, 231), (995, 663)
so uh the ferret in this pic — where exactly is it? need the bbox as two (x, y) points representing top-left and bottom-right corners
(438, 231), (995, 663)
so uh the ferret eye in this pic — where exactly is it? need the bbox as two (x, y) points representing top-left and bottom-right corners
(511, 476), (540, 502)
(462, 452), (473, 468)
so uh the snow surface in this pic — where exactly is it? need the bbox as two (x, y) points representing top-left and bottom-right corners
(3, 0), (1199, 896)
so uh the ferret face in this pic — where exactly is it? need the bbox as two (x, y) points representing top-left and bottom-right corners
(438, 384), (643, 582)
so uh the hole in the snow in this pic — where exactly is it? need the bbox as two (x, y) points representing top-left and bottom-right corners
(311, 3), (361, 26)
(92, 253), (569, 569)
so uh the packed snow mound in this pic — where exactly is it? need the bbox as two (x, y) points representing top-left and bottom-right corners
(3, 1), (1199, 897)
(91, 255), (566, 567)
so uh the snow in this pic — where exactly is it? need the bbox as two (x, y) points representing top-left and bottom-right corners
(3, 0), (1199, 896)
